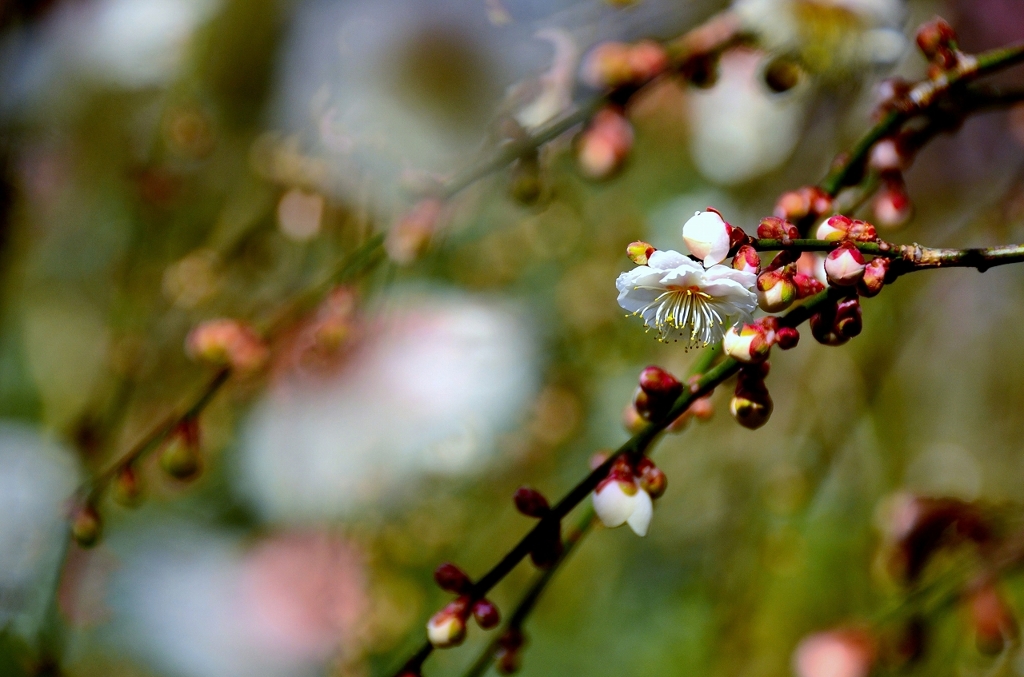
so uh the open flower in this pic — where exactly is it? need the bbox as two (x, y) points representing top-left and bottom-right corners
(616, 251), (757, 346)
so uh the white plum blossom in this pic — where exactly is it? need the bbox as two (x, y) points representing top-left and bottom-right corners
(592, 477), (654, 537)
(682, 210), (732, 267)
(616, 250), (757, 346)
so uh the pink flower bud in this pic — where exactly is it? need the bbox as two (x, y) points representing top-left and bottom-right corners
(186, 319), (268, 373)
(824, 243), (867, 286)
(756, 216), (800, 241)
(682, 210), (732, 267)
(873, 182), (913, 229)
(723, 323), (773, 363)
(427, 599), (469, 648)
(756, 269), (798, 313)
(834, 298), (863, 338)
(577, 108), (633, 180)
(868, 139), (905, 173)
(774, 186), (832, 221)
(793, 272), (825, 299)
(794, 630), (875, 677)
(775, 326), (800, 350)
(513, 487), (551, 518)
(386, 198), (444, 265)
(845, 220), (877, 242)
(816, 214), (851, 242)
(472, 599), (501, 630)
(434, 563), (472, 594)
(690, 395), (714, 420)
(627, 40), (669, 82)
(733, 244), (761, 274)
(857, 258), (888, 297)
(71, 502), (102, 548)
(580, 42), (634, 89)
(915, 17), (957, 61)
(622, 404), (647, 434)
(626, 240), (656, 265)
(636, 458), (667, 499)
(968, 582), (1018, 655)
(113, 464), (143, 507)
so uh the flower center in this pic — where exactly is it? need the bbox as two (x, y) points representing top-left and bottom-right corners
(634, 285), (725, 345)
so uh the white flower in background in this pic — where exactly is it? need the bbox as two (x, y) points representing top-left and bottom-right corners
(592, 475), (653, 537)
(237, 291), (538, 521)
(687, 49), (809, 185)
(682, 210), (731, 267)
(0, 423), (80, 630)
(616, 250), (757, 346)
(732, 0), (906, 73)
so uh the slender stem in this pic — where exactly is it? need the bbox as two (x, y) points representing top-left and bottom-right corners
(818, 41), (1024, 197)
(751, 238), (1024, 273)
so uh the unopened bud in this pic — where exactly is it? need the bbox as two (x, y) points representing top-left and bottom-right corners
(513, 486), (551, 518)
(730, 385), (773, 430)
(868, 139), (905, 173)
(580, 42), (634, 89)
(627, 40), (669, 82)
(427, 599), (469, 648)
(968, 582), (1018, 655)
(757, 216), (799, 241)
(723, 323), (773, 363)
(857, 258), (888, 297)
(112, 464), (143, 507)
(816, 214), (852, 242)
(626, 241), (656, 265)
(873, 182), (913, 229)
(834, 298), (863, 338)
(638, 365), (682, 397)
(682, 209), (732, 267)
(845, 220), (877, 242)
(794, 629), (875, 677)
(756, 269), (798, 313)
(472, 599), (501, 629)
(622, 404), (647, 434)
(434, 562), (472, 594)
(690, 395), (714, 420)
(733, 245), (761, 274)
(577, 108), (633, 180)
(496, 629), (526, 675)
(824, 242), (867, 286)
(186, 319), (268, 373)
(637, 458), (667, 499)
(71, 503), (102, 548)
(793, 272), (825, 299)
(775, 326), (800, 349)
(160, 420), (202, 481)
(775, 186), (832, 222)
(810, 305), (849, 346)
(915, 17), (957, 61)
(386, 198), (444, 265)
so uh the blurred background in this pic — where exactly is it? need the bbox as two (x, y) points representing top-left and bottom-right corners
(1, 0), (1024, 676)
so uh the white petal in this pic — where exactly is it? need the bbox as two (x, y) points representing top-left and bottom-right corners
(682, 211), (731, 268)
(626, 489), (653, 537)
(592, 481), (636, 528)
(647, 249), (696, 272)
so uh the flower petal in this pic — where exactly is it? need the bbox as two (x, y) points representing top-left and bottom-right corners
(592, 480), (636, 528)
(626, 489), (653, 536)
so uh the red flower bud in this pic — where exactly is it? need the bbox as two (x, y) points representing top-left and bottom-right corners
(733, 245), (761, 274)
(757, 216), (800, 241)
(113, 464), (143, 507)
(845, 220), (877, 242)
(434, 562), (472, 594)
(472, 599), (502, 630)
(915, 17), (957, 60)
(71, 502), (102, 548)
(793, 273), (825, 299)
(513, 486), (551, 518)
(810, 304), (849, 346)
(636, 458), (667, 499)
(857, 258), (889, 297)
(834, 298), (863, 338)
(626, 241), (656, 265)
(775, 326), (800, 350)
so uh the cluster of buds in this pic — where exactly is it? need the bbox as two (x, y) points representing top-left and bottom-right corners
(793, 628), (876, 677)
(577, 107), (633, 180)
(579, 40), (669, 90)
(809, 297), (862, 346)
(186, 318), (269, 374)
(724, 316), (800, 365)
(815, 215), (893, 297)
(915, 17), (961, 72)
(427, 563), (501, 648)
(774, 186), (833, 229)
(513, 487), (563, 567)
(591, 455), (665, 537)
(749, 223), (826, 314)
(160, 417), (203, 481)
(385, 198), (444, 266)
(730, 362), (772, 430)
(631, 366), (683, 422)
